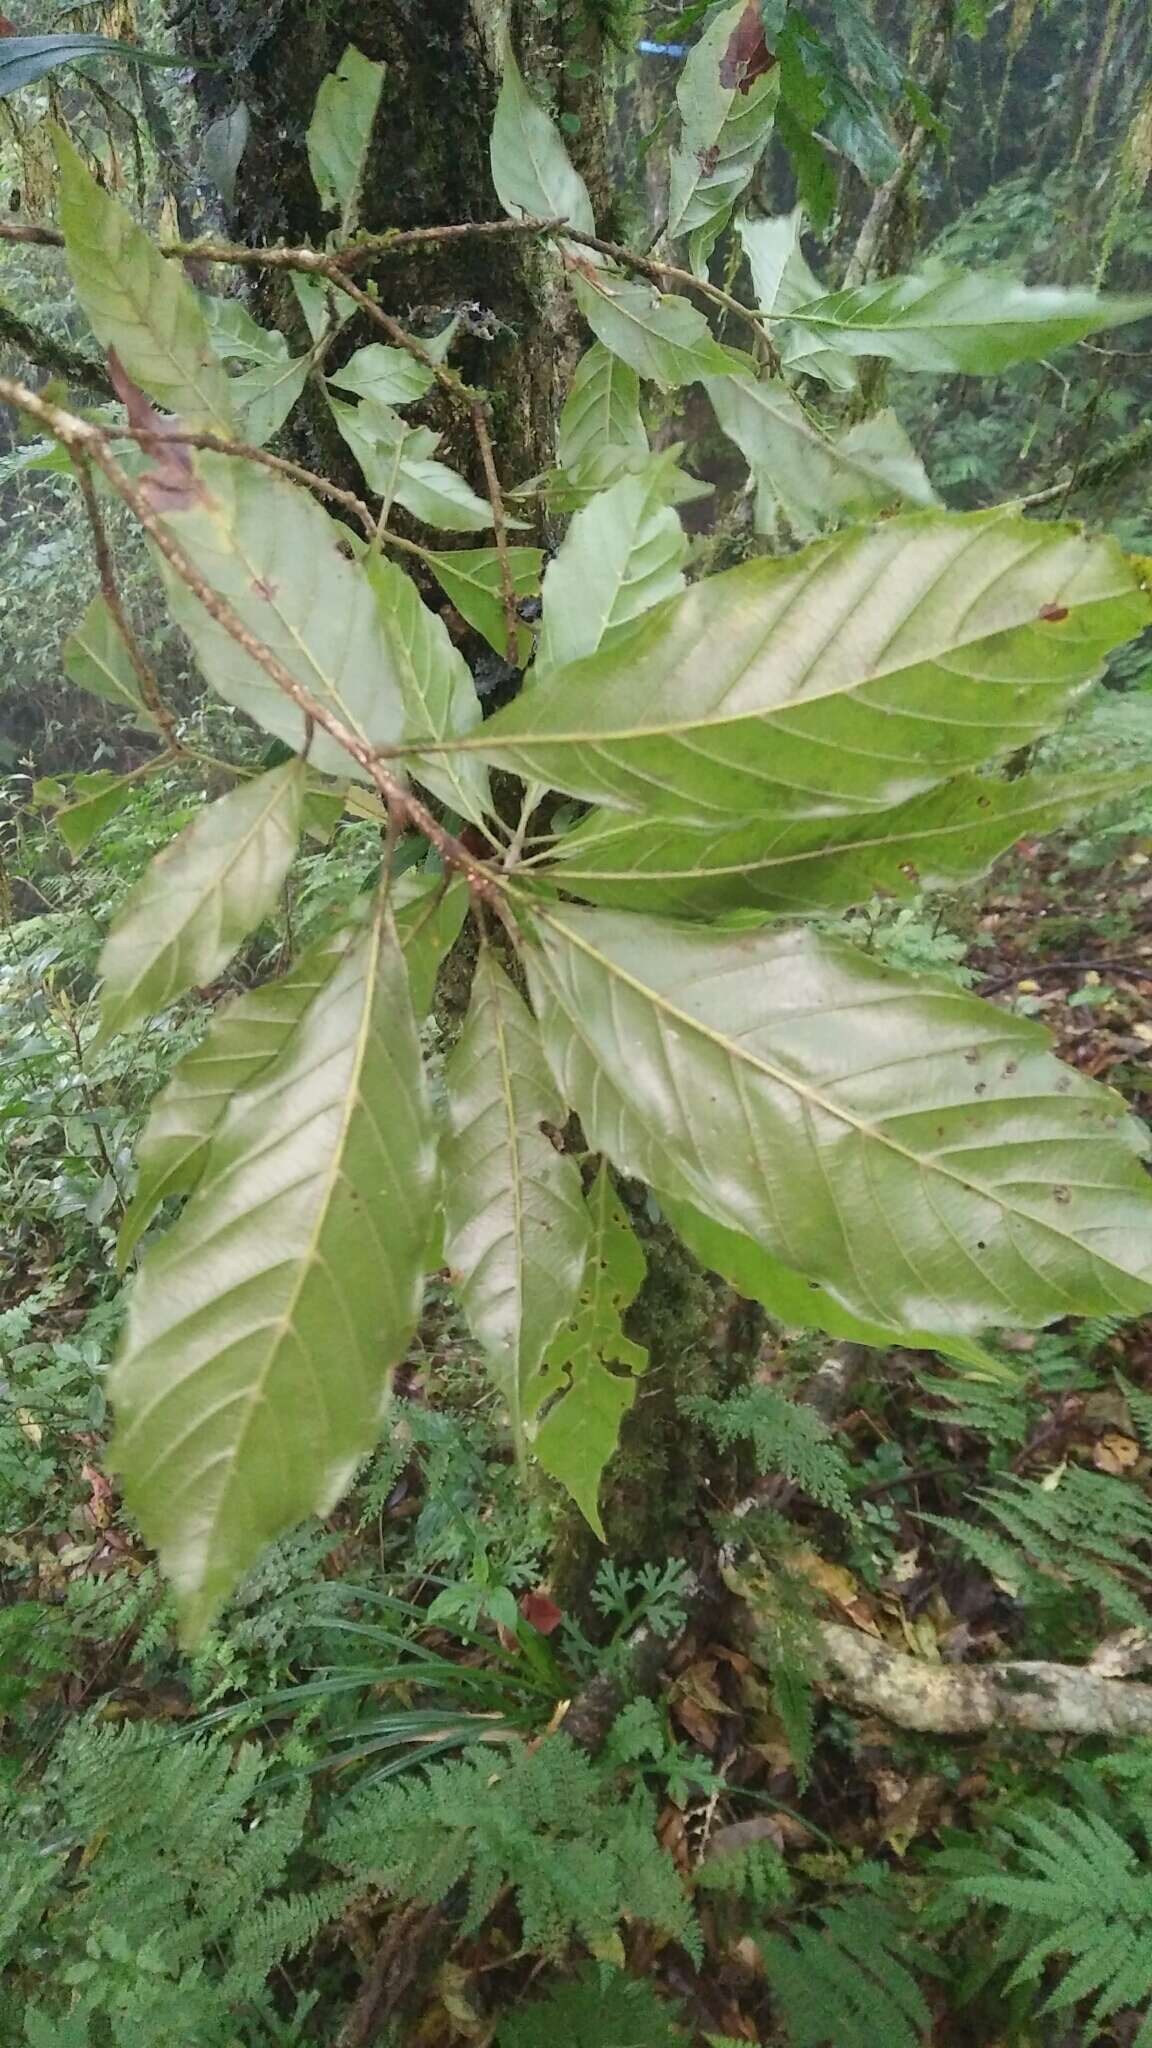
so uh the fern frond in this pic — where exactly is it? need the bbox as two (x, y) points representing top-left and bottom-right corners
(684, 1388), (855, 1522)
(496, 1965), (688, 2047)
(695, 1837), (791, 1909)
(925, 1467), (1152, 1626)
(762, 1880), (933, 2048)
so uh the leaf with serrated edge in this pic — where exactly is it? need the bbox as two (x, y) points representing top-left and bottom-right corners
(64, 594), (149, 717)
(55, 128), (233, 433)
(155, 455), (407, 784)
(110, 895), (438, 1638)
(463, 512), (1152, 824)
(306, 45), (385, 234)
(443, 951), (589, 1444)
(667, 0), (780, 274)
(362, 554), (491, 826)
(536, 463), (688, 679)
(543, 771), (1149, 919)
(571, 270), (746, 391)
(117, 875), (463, 1270)
(787, 269), (1152, 375)
(557, 344), (648, 473)
(99, 761), (304, 1040)
(490, 38), (596, 241)
(422, 546), (544, 664)
(328, 343), (435, 408)
(533, 1163), (648, 1537)
(524, 907), (1152, 1333)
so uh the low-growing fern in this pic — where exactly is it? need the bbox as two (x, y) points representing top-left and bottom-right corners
(683, 1387), (855, 1522)
(761, 1872), (934, 2048)
(496, 1965), (688, 2047)
(695, 1837), (792, 1910)
(924, 1466), (1152, 1626)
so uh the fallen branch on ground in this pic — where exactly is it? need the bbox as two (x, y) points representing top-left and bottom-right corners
(819, 1623), (1152, 1736)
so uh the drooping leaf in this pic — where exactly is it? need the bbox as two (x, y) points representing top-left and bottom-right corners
(53, 770), (140, 855)
(110, 894), (439, 1638)
(557, 343), (648, 474)
(154, 455), (408, 783)
(787, 268), (1152, 375)
(421, 545), (544, 664)
(738, 207), (824, 317)
(523, 907), (1152, 1333)
(306, 45), (386, 234)
(63, 594), (150, 718)
(542, 769), (1145, 918)
(443, 950), (590, 1444)
(534, 1163), (649, 1537)
(117, 875), (463, 1269)
(329, 396), (500, 532)
(469, 512), (1151, 823)
(536, 463), (688, 678)
(328, 343), (436, 409)
(229, 354), (311, 447)
(98, 760), (305, 1039)
(362, 554), (491, 826)
(0, 33), (186, 99)
(668, 0), (780, 274)
(55, 129), (233, 434)
(571, 269), (746, 391)
(490, 38), (596, 240)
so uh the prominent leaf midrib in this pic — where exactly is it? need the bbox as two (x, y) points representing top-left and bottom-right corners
(91, 213), (230, 430)
(490, 967), (530, 1393)
(224, 518), (383, 744)
(533, 906), (1139, 1279)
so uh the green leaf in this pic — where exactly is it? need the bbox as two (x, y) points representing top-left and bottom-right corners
(328, 343), (436, 409)
(110, 894), (438, 1637)
(443, 951), (590, 1445)
(329, 396), (500, 531)
(306, 45), (386, 234)
(557, 343), (648, 473)
(201, 294), (292, 366)
(705, 368), (936, 535)
(63, 594), (150, 717)
(0, 33), (186, 99)
(667, 0), (781, 274)
(55, 129), (233, 433)
(99, 760), (305, 1039)
(571, 270), (745, 391)
(536, 463), (688, 678)
(53, 770), (140, 855)
(421, 545), (544, 664)
(662, 1195), (1017, 1380)
(519, 444), (711, 515)
(534, 1163), (649, 1538)
(117, 874), (462, 1269)
(490, 39), (596, 239)
(229, 354), (311, 447)
(362, 554), (491, 826)
(523, 907), (1152, 1333)
(469, 512), (1151, 823)
(543, 770), (1144, 919)
(788, 268), (1152, 374)
(155, 455), (408, 783)
(739, 208), (825, 319)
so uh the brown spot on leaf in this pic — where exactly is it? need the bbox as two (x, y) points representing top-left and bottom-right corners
(719, 0), (778, 91)
(1038, 604), (1069, 623)
(251, 577), (279, 602)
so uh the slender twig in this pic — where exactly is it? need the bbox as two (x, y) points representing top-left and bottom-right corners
(71, 455), (180, 749)
(105, 421), (380, 540)
(471, 400), (519, 662)
(0, 302), (112, 397)
(558, 227), (779, 369)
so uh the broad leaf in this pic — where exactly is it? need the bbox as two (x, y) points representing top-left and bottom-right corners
(557, 343), (648, 473)
(230, 355), (311, 447)
(705, 368), (936, 535)
(0, 33), (185, 99)
(329, 396), (499, 532)
(788, 268), (1152, 375)
(306, 45), (385, 234)
(53, 770), (139, 855)
(571, 270), (745, 391)
(363, 554), (491, 826)
(443, 950), (590, 1443)
(534, 1164), (649, 1537)
(63, 594), (150, 718)
(328, 344), (435, 409)
(490, 39), (596, 240)
(523, 907), (1152, 1332)
(542, 770), (1145, 918)
(739, 208), (825, 318)
(422, 545), (544, 665)
(668, 0), (780, 274)
(536, 463), (688, 678)
(99, 760), (305, 1039)
(155, 455), (408, 783)
(202, 294), (293, 366)
(110, 895), (439, 1636)
(117, 875), (463, 1269)
(469, 512), (1150, 823)
(519, 443), (711, 515)
(55, 130), (233, 434)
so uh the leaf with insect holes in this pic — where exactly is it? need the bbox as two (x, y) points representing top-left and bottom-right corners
(421, 546), (544, 665)
(536, 461), (688, 678)
(116, 875), (463, 1270)
(328, 396), (500, 532)
(328, 343), (436, 409)
(443, 951), (590, 1445)
(55, 128), (233, 433)
(153, 454), (409, 783)
(571, 270), (746, 391)
(361, 554), (492, 826)
(534, 1164), (648, 1538)
(787, 267), (1152, 375)
(524, 907), (1152, 1333)
(63, 594), (151, 719)
(667, 0), (780, 275)
(110, 893), (438, 1639)
(99, 760), (305, 1039)
(490, 38), (596, 242)
(470, 512), (1152, 824)
(306, 45), (385, 234)
(557, 343), (648, 474)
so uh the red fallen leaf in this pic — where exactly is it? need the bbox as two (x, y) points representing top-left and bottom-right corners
(719, 0), (778, 93)
(107, 348), (206, 512)
(519, 1588), (564, 1636)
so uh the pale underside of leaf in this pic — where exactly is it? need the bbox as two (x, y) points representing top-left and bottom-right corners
(557, 343), (648, 473)
(787, 270), (1152, 375)
(329, 396), (498, 533)
(111, 899), (439, 1638)
(363, 554), (491, 826)
(524, 906), (1152, 1333)
(667, 0), (780, 272)
(705, 370), (936, 535)
(571, 269), (746, 391)
(536, 465), (688, 678)
(421, 546), (544, 665)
